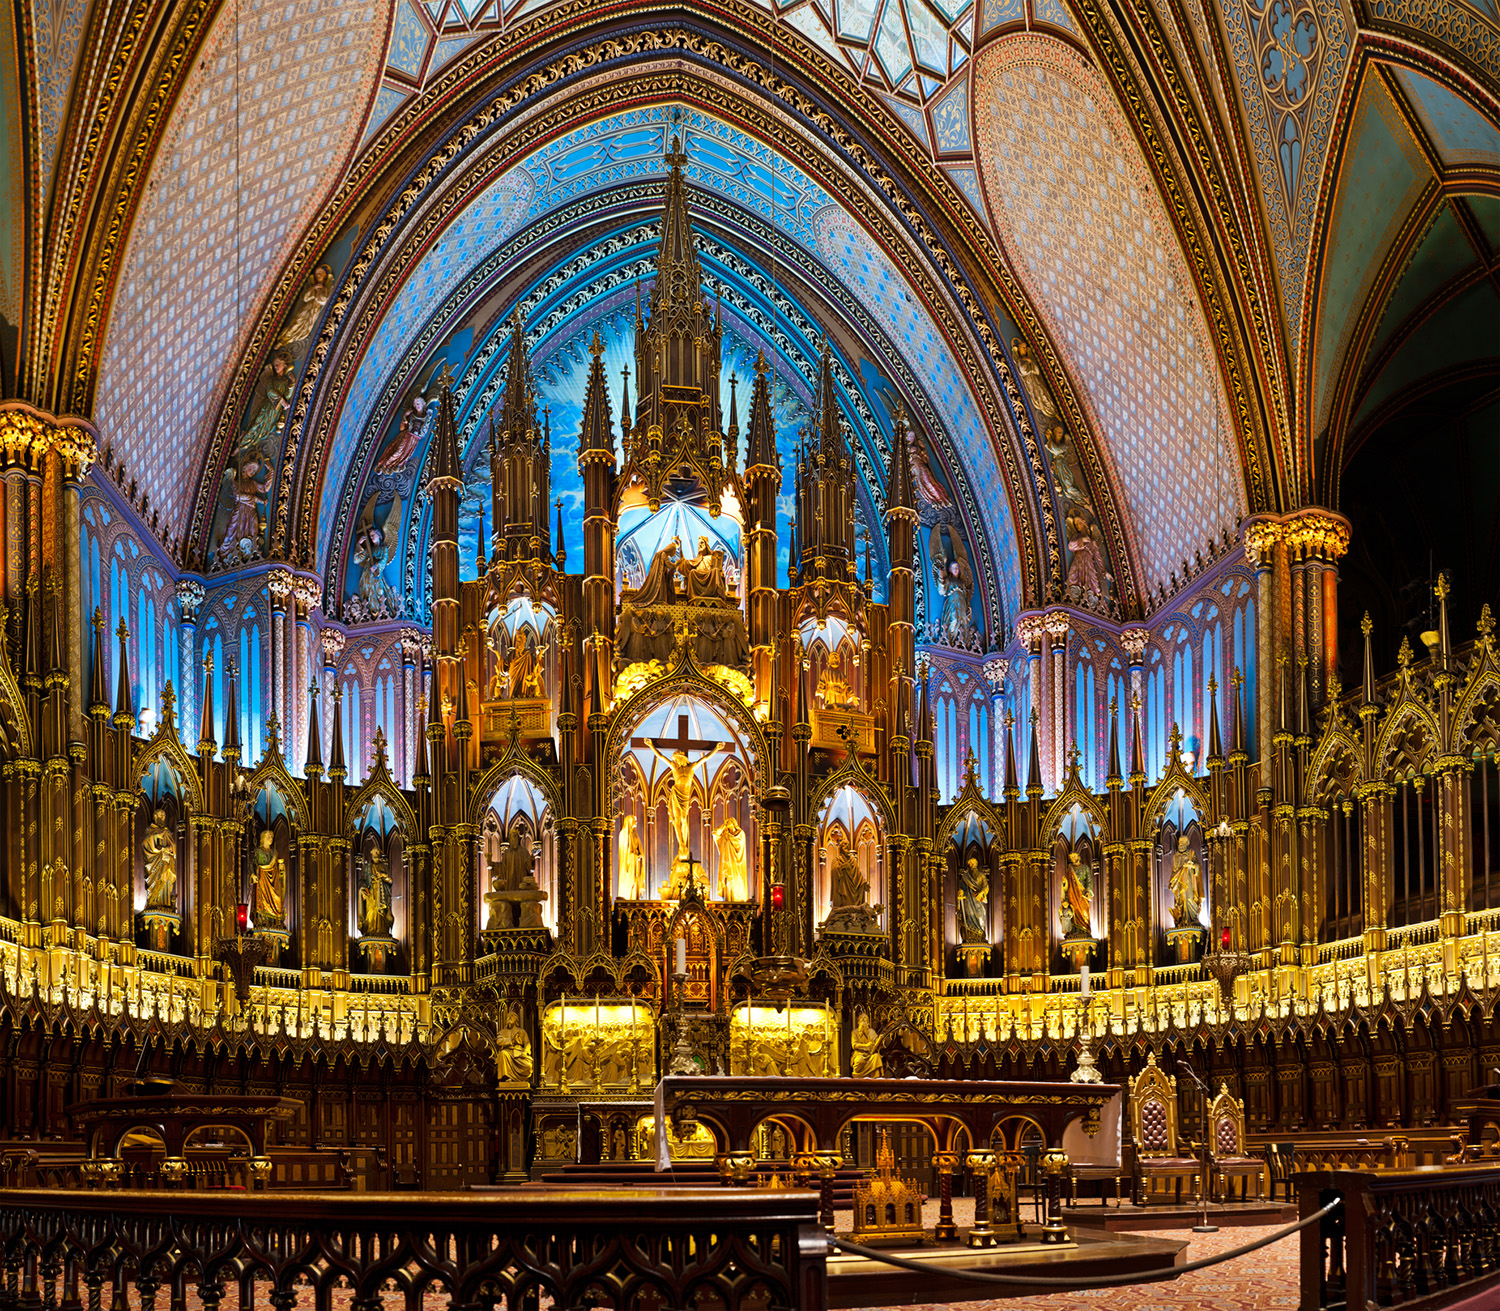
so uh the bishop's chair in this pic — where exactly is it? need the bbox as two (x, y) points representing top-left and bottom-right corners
(1207, 1082), (1265, 1202)
(1129, 1052), (1201, 1205)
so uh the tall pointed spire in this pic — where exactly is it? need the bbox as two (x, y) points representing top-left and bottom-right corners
(328, 682), (347, 781)
(113, 616), (134, 728)
(88, 610), (108, 715)
(1207, 677), (1223, 761)
(1004, 711), (1019, 799)
(887, 403), (915, 519)
(1231, 668), (1246, 758)
(1106, 696), (1121, 784)
(431, 379), (461, 490)
(653, 133), (707, 310)
(1361, 612), (1376, 705)
(1130, 693), (1145, 779)
(304, 679), (323, 777)
(1026, 706), (1043, 797)
(580, 328), (615, 456)
(223, 658), (241, 761)
(744, 350), (778, 475)
(197, 650), (216, 758)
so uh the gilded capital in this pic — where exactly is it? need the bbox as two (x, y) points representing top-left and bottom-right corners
(1121, 628), (1149, 663)
(175, 578), (206, 621)
(267, 568), (295, 601)
(0, 401), (98, 476)
(321, 628), (347, 664)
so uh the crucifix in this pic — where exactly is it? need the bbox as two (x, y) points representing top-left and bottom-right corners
(633, 713), (729, 897)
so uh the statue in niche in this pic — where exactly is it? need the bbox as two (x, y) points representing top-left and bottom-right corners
(930, 524), (978, 647)
(957, 855), (990, 944)
(816, 649), (858, 710)
(1060, 850), (1094, 938)
(1168, 834), (1203, 928)
(276, 264), (333, 353)
(358, 847), (394, 938)
(507, 627), (545, 699)
(1012, 338), (1058, 419)
(1065, 513), (1114, 604)
(714, 813), (748, 901)
(851, 1007), (884, 1078)
(618, 815), (647, 900)
(822, 830), (883, 934)
(142, 809), (177, 909)
(487, 627), (506, 700)
(253, 829), (287, 928)
(676, 535), (733, 605)
(217, 455), (268, 567)
(643, 737), (727, 895)
(496, 1004), (534, 1084)
(350, 495), (402, 620)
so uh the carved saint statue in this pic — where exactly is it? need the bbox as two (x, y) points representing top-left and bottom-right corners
(496, 1004), (534, 1084)
(143, 808), (177, 909)
(714, 813), (748, 901)
(816, 648), (858, 710)
(507, 626), (545, 699)
(676, 535), (733, 605)
(618, 815), (646, 900)
(1168, 834), (1202, 927)
(629, 538), (683, 607)
(643, 737), (727, 894)
(851, 1007), (884, 1078)
(957, 855), (989, 944)
(351, 495), (402, 619)
(358, 847), (394, 938)
(253, 829), (287, 928)
(1060, 850), (1094, 938)
(829, 832), (870, 910)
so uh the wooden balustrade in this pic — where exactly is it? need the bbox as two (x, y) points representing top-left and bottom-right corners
(1298, 1164), (1500, 1309)
(0, 1185), (827, 1311)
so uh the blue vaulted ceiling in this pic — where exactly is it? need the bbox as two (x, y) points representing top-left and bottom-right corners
(318, 102), (1027, 639)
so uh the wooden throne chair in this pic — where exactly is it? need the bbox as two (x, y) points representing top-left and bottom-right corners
(1207, 1082), (1265, 1202)
(1129, 1052), (1200, 1205)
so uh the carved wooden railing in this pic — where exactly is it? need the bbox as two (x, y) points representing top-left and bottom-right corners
(1298, 1164), (1500, 1309)
(0, 1186), (827, 1311)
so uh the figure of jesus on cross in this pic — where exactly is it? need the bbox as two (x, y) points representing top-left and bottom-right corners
(637, 713), (728, 898)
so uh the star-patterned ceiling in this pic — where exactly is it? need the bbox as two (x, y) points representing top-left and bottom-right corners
(94, 0), (385, 535)
(973, 34), (1245, 596)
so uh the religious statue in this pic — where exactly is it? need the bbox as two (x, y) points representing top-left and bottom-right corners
(495, 1005), (534, 1084)
(908, 427), (952, 507)
(374, 392), (431, 478)
(618, 815), (646, 900)
(487, 627), (506, 699)
(749, 1029), (790, 1077)
(237, 351), (294, 461)
(516, 872), (547, 929)
(507, 626), (545, 699)
(816, 648), (858, 710)
(216, 456), (267, 567)
(957, 855), (989, 944)
(714, 813), (748, 901)
(275, 263), (333, 352)
(643, 736), (727, 895)
(851, 1008), (883, 1078)
(252, 829), (287, 928)
(629, 538), (683, 607)
(1012, 338), (1058, 418)
(1065, 513), (1114, 605)
(349, 495), (402, 620)
(1060, 850), (1094, 938)
(930, 524), (978, 647)
(142, 809), (177, 909)
(676, 535), (733, 605)
(1168, 834), (1202, 927)
(358, 847), (394, 938)
(822, 831), (883, 934)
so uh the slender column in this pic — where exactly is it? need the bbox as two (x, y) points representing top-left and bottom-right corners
(1045, 611), (1069, 792)
(176, 581), (204, 740)
(983, 658), (1008, 802)
(293, 580), (319, 768)
(267, 570), (292, 746)
(400, 630), (422, 787)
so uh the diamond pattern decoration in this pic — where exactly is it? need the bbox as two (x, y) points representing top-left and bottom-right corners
(96, 0), (383, 534)
(974, 36), (1242, 595)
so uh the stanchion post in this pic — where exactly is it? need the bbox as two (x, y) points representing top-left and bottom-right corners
(1041, 1149), (1070, 1243)
(931, 1151), (961, 1242)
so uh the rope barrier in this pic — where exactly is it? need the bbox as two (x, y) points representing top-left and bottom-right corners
(826, 1196), (1340, 1287)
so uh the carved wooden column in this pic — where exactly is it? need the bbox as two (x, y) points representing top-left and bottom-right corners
(176, 580), (203, 743)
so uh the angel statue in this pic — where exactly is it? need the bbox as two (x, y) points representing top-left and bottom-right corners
(930, 524), (978, 647)
(216, 456), (267, 567)
(276, 264), (333, 353)
(350, 495), (402, 620)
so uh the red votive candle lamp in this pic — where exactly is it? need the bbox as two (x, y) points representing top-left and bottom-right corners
(771, 885), (784, 910)
(1221, 927), (1230, 949)
(236, 902), (250, 934)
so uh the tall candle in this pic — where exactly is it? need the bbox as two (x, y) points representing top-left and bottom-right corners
(1080, 964), (1090, 997)
(675, 937), (687, 976)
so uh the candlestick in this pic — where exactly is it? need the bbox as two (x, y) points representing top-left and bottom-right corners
(1080, 964), (1090, 997)
(675, 937), (687, 977)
